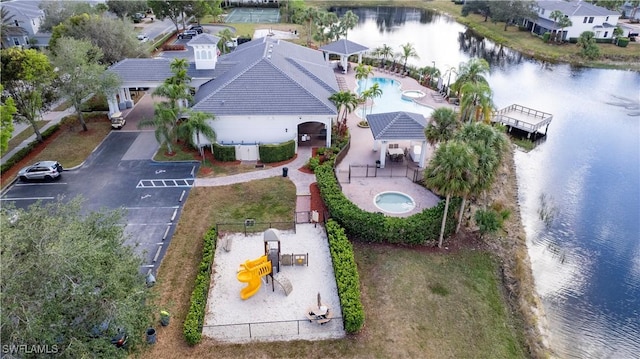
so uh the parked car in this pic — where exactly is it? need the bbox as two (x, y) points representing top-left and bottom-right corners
(110, 112), (126, 130)
(137, 34), (149, 43)
(18, 161), (63, 181)
(188, 25), (204, 34)
(177, 30), (198, 40)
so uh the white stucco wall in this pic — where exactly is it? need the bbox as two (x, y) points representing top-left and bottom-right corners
(566, 15), (620, 38)
(198, 114), (333, 148)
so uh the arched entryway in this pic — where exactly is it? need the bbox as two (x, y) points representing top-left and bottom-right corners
(297, 122), (328, 147)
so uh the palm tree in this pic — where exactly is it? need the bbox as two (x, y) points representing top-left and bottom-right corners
(328, 91), (359, 136)
(178, 110), (216, 160)
(217, 28), (234, 54)
(557, 16), (572, 43)
(454, 122), (509, 233)
(354, 63), (373, 91)
(549, 10), (564, 42)
(398, 42), (419, 72)
(139, 102), (180, 155)
(340, 10), (359, 39)
(424, 140), (477, 247)
(459, 81), (494, 123)
(452, 58), (490, 97)
(376, 44), (394, 68)
(296, 6), (319, 45)
(366, 82), (382, 115)
(424, 107), (460, 146)
(154, 58), (192, 113)
(420, 65), (440, 88)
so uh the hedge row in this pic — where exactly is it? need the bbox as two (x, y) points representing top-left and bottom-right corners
(0, 124), (60, 175)
(212, 143), (236, 162)
(183, 227), (217, 345)
(315, 161), (458, 245)
(325, 219), (365, 333)
(258, 140), (295, 163)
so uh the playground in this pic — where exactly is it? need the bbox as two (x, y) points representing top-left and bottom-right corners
(203, 224), (345, 343)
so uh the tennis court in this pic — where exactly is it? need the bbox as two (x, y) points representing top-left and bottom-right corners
(225, 8), (280, 23)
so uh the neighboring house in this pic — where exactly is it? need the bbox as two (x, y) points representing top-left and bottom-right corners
(108, 35), (338, 161)
(525, 0), (621, 41)
(0, 0), (48, 48)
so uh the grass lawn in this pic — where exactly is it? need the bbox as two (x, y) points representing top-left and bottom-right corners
(142, 183), (527, 358)
(5, 121), (48, 154)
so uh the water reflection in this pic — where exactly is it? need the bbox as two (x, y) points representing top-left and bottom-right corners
(338, 6), (640, 358)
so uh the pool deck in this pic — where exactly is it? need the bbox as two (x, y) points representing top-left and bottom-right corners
(333, 67), (453, 215)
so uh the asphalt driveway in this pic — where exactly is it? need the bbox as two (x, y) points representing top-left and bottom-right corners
(1, 131), (198, 274)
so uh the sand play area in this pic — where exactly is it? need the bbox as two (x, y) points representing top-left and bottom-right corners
(203, 224), (345, 343)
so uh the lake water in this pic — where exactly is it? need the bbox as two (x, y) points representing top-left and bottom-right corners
(335, 6), (640, 358)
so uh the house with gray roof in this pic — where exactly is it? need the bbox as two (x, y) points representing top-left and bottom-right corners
(524, 0), (621, 41)
(108, 34), (338, 161)
(0, 0), (48, 49)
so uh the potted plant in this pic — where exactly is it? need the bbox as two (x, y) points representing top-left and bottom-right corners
(160, 310), (170, 326)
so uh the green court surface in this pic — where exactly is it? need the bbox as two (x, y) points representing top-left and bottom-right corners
(225, 8), (280, 23)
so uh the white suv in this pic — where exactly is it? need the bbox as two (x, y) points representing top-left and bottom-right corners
(18, 161), (63, 181)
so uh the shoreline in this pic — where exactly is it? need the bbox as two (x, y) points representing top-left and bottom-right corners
(474, 144), (554, 359)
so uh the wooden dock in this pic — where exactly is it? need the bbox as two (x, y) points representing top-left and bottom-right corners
(492, 104), (553, 138)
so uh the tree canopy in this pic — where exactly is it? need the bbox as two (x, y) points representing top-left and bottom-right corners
(0, 48), (57, 142)
(0, 85), (16, 153)
(0, 199), (153, 358)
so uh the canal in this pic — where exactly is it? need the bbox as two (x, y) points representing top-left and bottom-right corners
(334, 6), (640, 358)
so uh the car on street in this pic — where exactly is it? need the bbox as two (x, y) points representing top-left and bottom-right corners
(137, 34), (149, 43)
(188, 25), (204, 34)
(177, 30), (198, 40)
(18, 161), (63, 181)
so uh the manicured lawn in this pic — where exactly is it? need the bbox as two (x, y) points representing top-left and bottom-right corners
(142, 183), (527, 358)
(5, 121), (48, 153)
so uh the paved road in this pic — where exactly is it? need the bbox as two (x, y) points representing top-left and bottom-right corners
(1, 131), (198, 274)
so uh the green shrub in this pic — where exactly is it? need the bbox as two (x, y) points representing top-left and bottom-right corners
(212, 143), (236, 162)
(307, 156), (320, 171)
(258, 140), (295, 163)
(183, 227), (217, 345)
(0, 124), (60, 174)
(81, 94), (109, 112)
(542, 32), (551, 43)
(325, 220), (365, 333)
(616, 37), (630, 47)
(315, 161), (457, 246)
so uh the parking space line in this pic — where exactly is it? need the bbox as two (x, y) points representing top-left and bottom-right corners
(125, 206), (179, 210)
(14, 182), (68, 186)
(136, 179), (194, 188)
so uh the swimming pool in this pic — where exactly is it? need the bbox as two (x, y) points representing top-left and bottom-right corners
(357, 77), (434, 118)
(374, 191), (416, 214)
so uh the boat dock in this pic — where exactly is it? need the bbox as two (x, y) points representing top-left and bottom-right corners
(492, 104), (553, 138)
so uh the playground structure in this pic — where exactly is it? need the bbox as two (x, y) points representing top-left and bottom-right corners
(236, 229), (308, 300)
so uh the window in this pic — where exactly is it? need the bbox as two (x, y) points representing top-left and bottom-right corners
(606, 16), (609, 22)
(23, 36), (29, 45)
(541, 9), (545, 15)
(583, 17), (588, 23)
(604, 31), (608, 37)
(588, 17), (594, 23)
(12, 37), (19, 46)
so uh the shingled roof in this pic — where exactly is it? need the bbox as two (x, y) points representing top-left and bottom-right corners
(107, 58), (216, 86)
(192, 37), (339, 116)
(367, 112), (427, 141)
(319, 39), (369, 56)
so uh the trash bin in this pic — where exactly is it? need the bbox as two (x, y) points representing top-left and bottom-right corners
(146, 328), (156, 344)
(282, 167), (288, 177)
(375, 160), (381, 168)
(160, 311), (170, 326)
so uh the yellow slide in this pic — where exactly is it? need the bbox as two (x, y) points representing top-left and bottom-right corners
(237, 255), (272, 300)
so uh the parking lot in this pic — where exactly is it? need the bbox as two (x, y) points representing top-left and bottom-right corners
(1, 131), (199, 274)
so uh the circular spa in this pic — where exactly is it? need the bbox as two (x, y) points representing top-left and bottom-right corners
(401, 90), (426, 101)
(374, 191), (416, 214)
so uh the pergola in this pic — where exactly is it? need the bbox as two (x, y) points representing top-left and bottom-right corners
(318, 39), (369, 74)
(366, 111), (428, 169)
